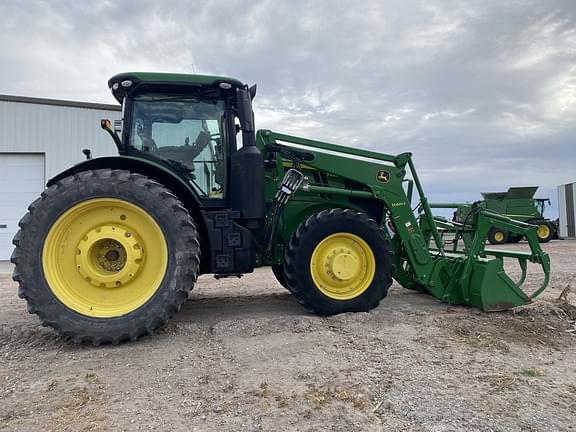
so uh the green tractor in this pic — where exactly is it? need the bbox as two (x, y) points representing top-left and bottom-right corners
(450, 187), (557, 244)
(11, 73), (550, 344)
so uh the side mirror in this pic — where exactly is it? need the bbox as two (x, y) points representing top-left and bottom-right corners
(236, 88), (254, 133)
(101, 118), (123, 151)
(100, 119), (112, 130)
(236, 87), (256, 148)
(249, 84), (257, 99)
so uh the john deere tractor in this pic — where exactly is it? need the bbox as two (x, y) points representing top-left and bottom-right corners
(11, 73), (550, 344)
(449, 187), (557, 244)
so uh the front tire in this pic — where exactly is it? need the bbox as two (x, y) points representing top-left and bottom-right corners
(11, 169), (200, 345)
(271, 264), (289, 290)
(284, 209), (394, 316)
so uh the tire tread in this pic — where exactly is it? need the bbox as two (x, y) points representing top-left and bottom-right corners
(283, 208), (394, 315)
(12, 169), (200, 345)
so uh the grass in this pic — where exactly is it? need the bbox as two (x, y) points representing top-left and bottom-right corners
(519, 368), (543, 377)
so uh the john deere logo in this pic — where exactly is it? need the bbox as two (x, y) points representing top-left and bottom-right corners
(376, 170), (390, 183)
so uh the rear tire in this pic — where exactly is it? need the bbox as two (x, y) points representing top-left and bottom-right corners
(11, 169), (200, 345)
(487, 227), (508, 245)
(531, 220), (555, 243)
(284, 209), (393, 316)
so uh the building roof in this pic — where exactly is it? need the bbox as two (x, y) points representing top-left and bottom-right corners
(0, 94), (121, 112)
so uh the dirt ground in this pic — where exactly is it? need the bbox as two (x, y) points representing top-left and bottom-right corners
(1, 241), (575, 432)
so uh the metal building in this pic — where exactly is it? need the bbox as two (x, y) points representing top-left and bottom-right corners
(557, 182), (576, 239)
(0, 95), (121, 259)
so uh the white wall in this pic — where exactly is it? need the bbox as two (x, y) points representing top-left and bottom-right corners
(0, 98), (122, 180)
(0, 154), (45, 259)
(557, 182), (576, 239)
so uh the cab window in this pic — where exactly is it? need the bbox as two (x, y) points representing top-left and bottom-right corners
(129, 94), (226, 198)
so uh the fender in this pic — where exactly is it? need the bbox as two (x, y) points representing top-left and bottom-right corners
(47, 155), (212, 272)
(48, 156), (198, 200)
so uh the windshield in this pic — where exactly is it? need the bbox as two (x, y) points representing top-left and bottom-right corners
(129, 94), (226, 198)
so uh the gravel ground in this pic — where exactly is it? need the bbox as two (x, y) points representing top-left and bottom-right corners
(1, 240), (575, 431)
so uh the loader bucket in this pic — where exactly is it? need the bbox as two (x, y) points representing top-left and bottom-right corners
(468, 258), (531, 311)
(420, 207), (551, 311)
(460, 211), (551, 311)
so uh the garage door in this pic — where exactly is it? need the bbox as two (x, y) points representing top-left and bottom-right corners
(0, 154), (45, 260)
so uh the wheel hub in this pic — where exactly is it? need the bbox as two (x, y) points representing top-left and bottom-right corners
(75, 225), (143, 288)
(537, 224), (550, 239)
(310, 233), (376, 300)
(329, 250), (360, 281)
(96, 239), (126, 272)
(105, 248), (121, 262)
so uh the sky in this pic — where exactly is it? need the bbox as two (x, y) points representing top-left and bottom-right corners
(1, 0), (575, 217)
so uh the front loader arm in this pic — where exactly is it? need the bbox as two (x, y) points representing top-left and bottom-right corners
(258, 130), (550, 311)
(258, 130), (438, 285)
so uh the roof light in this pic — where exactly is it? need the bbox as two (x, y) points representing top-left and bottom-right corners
(219, 82), (232, 90)
(121, 80), (133, 88)
(112, 82), (119, 91)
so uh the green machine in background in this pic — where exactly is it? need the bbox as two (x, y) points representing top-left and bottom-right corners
(11, 72), (551, 344)
(446, 187), (557, 244)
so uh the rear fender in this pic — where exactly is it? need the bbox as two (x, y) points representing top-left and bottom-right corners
(47, 156), (211, 273)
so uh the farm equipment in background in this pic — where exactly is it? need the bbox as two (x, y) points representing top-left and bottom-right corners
(11, 72), (551, 344)
(448, 187), (557, 244)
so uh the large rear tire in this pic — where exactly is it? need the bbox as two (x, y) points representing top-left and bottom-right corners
(487, 227), (508, 245)
(531, 220), (555, 243)
(11, 169), (200, 345)
(284, 209), (393, 316)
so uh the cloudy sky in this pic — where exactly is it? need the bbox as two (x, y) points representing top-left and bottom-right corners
(1, 0), (575, 216)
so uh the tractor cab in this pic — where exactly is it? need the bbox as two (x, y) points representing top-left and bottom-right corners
(107, 73), (242, 199)
(107, 72), (262, 209)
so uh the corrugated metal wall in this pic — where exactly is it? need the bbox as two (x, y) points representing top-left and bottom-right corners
(557, 182), (576, 239)
(0, 98), (121, 179)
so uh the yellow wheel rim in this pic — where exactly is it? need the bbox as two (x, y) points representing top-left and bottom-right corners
(494, 231), (505, 242)
(42, 198), (168, 318)
(537, 224), (550, 240)
(310, 233), (376, 300)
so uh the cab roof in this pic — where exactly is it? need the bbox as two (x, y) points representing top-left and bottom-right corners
(108, 72), (244, 103)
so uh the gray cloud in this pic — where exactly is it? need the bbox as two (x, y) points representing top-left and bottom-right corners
(1, 0), (575, 217)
